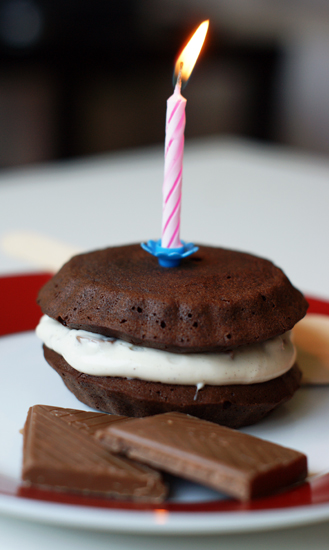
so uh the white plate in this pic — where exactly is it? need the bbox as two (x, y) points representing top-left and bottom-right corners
(1, 329), (329, 534)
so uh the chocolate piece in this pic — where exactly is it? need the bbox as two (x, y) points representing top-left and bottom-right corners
(47, 406), (128, 435)
(22, 405), (167, 502)
(37, 244), (308, 353)
(96, 412), (308, 500)
(44, 345), (302, 428)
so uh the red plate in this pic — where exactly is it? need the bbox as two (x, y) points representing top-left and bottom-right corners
(1, 272), (329, 514)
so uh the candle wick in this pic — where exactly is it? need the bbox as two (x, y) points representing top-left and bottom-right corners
(176, 62), (183, 90)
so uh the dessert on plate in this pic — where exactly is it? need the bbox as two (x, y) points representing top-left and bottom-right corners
(36, 243), (308, 428)
(21, 406), (308, 502)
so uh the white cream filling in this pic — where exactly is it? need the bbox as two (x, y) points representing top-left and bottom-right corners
(36, 315), (296, 387)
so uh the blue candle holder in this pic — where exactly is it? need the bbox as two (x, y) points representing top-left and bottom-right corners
(141, 239), (199, 268)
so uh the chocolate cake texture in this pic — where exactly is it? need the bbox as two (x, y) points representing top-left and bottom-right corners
(37, 244), (308, 353)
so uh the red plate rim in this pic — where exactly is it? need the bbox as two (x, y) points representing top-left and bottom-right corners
(1, 272), (329, 514)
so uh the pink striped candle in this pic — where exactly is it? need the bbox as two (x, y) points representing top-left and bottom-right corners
(161, 81), (186, 249)
(161, 20), (209, 250)
(142, 22), (208, 266)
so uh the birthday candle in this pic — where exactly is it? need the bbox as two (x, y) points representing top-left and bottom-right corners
(161, 21), (209, 250)
(161, 78), (186, 249)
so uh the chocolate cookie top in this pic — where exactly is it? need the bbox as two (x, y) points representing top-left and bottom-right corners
(37, 244), (308, 353)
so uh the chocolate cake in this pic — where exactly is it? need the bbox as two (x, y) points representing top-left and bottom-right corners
(36, 244), (308, 428)
(38, 245), (307, 353)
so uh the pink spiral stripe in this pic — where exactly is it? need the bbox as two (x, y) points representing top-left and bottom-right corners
(165, 168), (182, 204)
(161, 85), (186, 249)
(164, 138), (184, 185)
(165, 138), (174, 157)
(167, 99), (181, 124)
(175, 112), (186, 134)
(163, 192), (181, 233)
(168, 219), (180, 248)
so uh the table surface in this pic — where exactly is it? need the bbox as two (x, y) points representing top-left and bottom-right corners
(1, 136), (329, 548)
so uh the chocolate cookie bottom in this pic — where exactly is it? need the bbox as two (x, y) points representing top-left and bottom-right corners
(43, 345), (302, 429)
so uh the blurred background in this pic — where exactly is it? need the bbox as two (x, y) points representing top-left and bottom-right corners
(0, 0), (328, 168)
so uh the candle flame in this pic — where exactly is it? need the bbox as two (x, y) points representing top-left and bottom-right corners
(174, 20), (209, 88)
